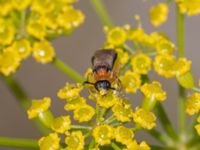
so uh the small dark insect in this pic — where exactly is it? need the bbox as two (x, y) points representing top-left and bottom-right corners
(84, 49), (121, 92)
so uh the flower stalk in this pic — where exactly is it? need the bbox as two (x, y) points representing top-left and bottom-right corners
(0, 137), (38, 149)
(176, 5), (187, 136)
(52, 57), (84, 83)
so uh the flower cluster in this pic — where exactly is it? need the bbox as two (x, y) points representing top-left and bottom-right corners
(27, 80), (155, 149)
(0, 0), (84, 76)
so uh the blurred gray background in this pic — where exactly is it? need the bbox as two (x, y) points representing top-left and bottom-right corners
(0, 0), (200, 149)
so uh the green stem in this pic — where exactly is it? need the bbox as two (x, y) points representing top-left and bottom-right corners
(52, 57), (84, 83)
(71, 125), (92, 130)
(155, 103), (178, 141)
(1, 75), (50, 135)
(176, 6), (186, 137)
(111, 142), (121, 150)
(0, 137), (38, 149)
(90, 0), (114, 27)
(148, 129), (173, 146)
(192, 87), (200, 93)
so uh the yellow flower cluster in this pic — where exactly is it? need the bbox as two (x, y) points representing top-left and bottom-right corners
(154, 54), (191, 78)
(0, 0), (84, 76)
(27, 80), (155, 149)
(176, 0), (200, 16)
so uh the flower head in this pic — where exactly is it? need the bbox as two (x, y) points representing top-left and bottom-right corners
(174, 58), (191, 76)
(12, 39), (32, 60)
(39, 133), (60, 150)
(150, 3), (168, 27)
(73, 104), (95, 122)
(57, 83), (83, 100)
(27, 97), (51, 119)
(131, 53), (151, 74)
(32, 40), (55, 64)
(140, 81), (166, 101)
(106, 27), (127, 46)
(133, 107), (156, 130)
(125, 140), (150, 150)
(185, 93), (200, 115)
(0, 18), (16, 46)
(96, 91), (119, 108)
(57, 7), (85, 30)
(0, 47), (21, 76)
(65, 131), (85, 150)
(176, 0), (200, 16)
(64, 96), (86, 111)
(120, 70), (141, 93)
(51, 115), (71, 133)
(112, 99), (132, 122)
(115, 126), (134, 145)
(93, 124), (114, 145)
(154, 54), (176, 78)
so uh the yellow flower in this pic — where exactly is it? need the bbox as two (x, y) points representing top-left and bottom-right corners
(12, 39), (32, 60)
(96, 91), (118, 108)
(39, 133), (60, 150)
(106, 27), (127, 46)
(176, 0), (200, 16)
(195, 124), (200, 136)
(128, 27), (154, 47)
(64, 97), (86, 111)
(0, 19), (16, 45)
(73, 104), (95, 122)
(65, 131), (85, 150)
(116, 48), (129, 67)
(120, 70), (141, 93)
(0, 47), (21, 76)
(31, 0), (55, 15)
(150, 3), (169, 27)
(140, 81), (166, 101)
(0, 0), (13, 16)
(185, 93), (200, 115)
(51, 115), (71, 133)
(57, 83), (83, 100)
(27, 97), (51, 119)
(57, 7), (85, 30)
(133, 107), (156, 130)
(115, 126), (134, 145)
(112, 99), (132, 122)
(156, 38), (176, 54)
(12, 0), (31, 10)
(154, 54), (176, 78)
(125, 140), (150, 150)
(93, 124), (114, 145)
(131, 53), (151, 74)
(32, 40), (55, 64)
(195, 115), (200, 136)
(174, 57), (191, 76)
(26, 20), (46, 40)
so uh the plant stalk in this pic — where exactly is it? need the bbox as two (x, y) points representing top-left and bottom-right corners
(0, 137), (38, 149)
(176, 5), (186, 136)
(52, 57), (84, 83)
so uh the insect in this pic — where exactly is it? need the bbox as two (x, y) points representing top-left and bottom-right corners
(84, 49), (121, 92)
